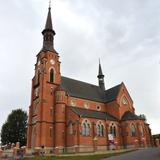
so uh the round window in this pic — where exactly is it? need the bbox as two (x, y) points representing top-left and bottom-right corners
(97, 106), (101, 111)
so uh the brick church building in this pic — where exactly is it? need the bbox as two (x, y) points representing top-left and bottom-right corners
(27, 6), (152, 153)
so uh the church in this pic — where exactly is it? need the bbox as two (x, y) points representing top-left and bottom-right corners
(27, 5), (152, 154)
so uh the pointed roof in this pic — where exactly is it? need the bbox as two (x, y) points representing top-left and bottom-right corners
(41, 4), (56, 53)
(45, 7), (53, 30)
(99, 63), (103, 76)
(98, 59), (104, 76)
(42, 5), (55, 35)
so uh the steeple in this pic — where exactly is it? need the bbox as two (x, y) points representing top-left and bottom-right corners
(41, 3), (56, 52)
(97, 59), (105, 90)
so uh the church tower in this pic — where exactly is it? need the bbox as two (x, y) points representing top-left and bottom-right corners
(27, 5), (61, 150)
(97, 60), (105, 90)
(26, 3), (152, 153)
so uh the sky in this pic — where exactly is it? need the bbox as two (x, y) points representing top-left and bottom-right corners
(0, 0), (160, 135)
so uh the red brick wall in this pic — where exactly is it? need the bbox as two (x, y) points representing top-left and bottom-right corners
(27, 51), (152, 151)
(27, 50), (60, 149)
(68, 97), (106, 112)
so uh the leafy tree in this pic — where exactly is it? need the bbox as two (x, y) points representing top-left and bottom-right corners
(1, 109), (28, 146)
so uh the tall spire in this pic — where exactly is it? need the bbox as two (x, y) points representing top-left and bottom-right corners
(45, 1), (53, 30)
(41, 2), (56, 53)
(97, 59), (105, 90)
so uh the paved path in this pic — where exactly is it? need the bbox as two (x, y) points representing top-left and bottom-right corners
(102, 148), (160, 160)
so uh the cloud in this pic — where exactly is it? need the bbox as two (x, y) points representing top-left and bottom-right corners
(0, 0), (160, 135)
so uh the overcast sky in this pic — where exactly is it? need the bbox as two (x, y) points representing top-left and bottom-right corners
(0, 0), (159, 135)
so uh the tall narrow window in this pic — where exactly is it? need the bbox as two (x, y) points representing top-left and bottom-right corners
(86, 123), (90, 136)
(96, 121), (104, 137)
(49, 127), (53, 137)
(110, 125), (113, 135)
(101, 125), (104, 136)
(82, 123), (86, 136)
(50, 68), (54, 83)
(109, 123), (117, 137)
(131, 124), (136, 137)
(113, 126), (116, 137)
(140, 125), (144, 136)
(97, 124), (100, 136)
(69, 123), (73, 135)
(82, 120), (90, 136)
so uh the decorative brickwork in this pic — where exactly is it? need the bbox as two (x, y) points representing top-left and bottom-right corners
(27, 6), (152, 154)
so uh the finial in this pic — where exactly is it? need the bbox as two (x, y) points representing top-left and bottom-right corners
(49, 0), (51, 9)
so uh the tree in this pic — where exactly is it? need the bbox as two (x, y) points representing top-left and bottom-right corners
(1, 109), (28, 146)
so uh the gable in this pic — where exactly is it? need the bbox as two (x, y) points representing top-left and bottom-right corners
(105, 84), (121, 102)
(117, 82), (133, 105)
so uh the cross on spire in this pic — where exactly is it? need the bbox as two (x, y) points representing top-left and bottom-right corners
(49, 0), (51, 9)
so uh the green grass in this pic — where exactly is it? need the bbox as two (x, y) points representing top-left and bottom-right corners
(24, 150), (136, 160)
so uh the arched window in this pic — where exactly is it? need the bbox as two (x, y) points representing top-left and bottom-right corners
(86, 123), (90, 136)
(96, 121), (104, 137)
(82, 120), (90, 136)
(110, 125), (113, 135)
(131, 124), (136, 137)
(109, 123), (117, 137)
(49, 127), (53, 137)
(69, 123), (73, 135)
(140, 125), (144, 136)
(97, 124), (100, 136)
(49, 35), (53, 41)
(101, 125), (104, 136)
(113, 126), (116, 137)
(82, 123), (86, 136)
(46, 34), (49, 41)
(50, 68), (54, 83)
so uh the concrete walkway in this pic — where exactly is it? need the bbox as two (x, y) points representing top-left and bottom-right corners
(102, 148), (160, 160)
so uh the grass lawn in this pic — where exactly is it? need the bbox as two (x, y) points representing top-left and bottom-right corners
(24, 150), (136, 160)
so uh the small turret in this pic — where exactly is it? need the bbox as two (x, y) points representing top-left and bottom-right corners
(97, 60), (105, 90)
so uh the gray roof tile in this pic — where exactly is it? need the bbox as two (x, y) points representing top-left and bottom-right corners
(70, 106), (118, 121)
(61, 76), (121, 103)
(121, 111), (145, 121)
